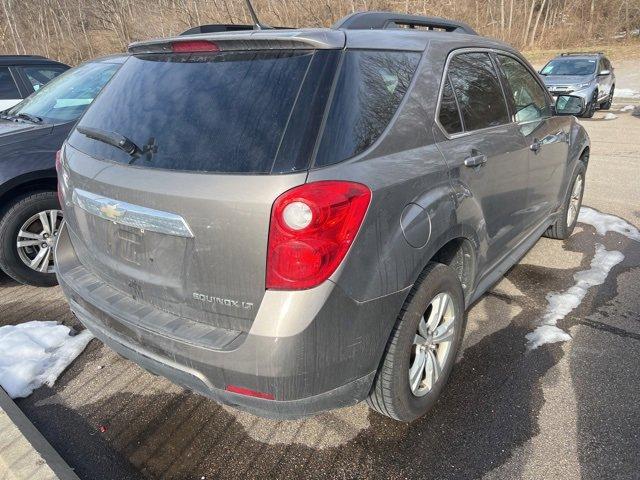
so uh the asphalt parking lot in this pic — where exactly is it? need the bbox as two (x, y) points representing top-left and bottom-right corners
(2, 101), (639, 479)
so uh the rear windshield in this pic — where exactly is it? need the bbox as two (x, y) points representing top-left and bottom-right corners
(69, 48), (419, 174)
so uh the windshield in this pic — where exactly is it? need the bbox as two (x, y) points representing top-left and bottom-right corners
(7, 61), (119, 123)
(540, 58), (597, 76)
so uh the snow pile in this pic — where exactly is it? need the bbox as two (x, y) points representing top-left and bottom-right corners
(526, 245), (624, 349)
(0, 322), (93, 398)
(620, 105), (635, 112)
(603, 113), (617, 120)
(526, 207), (639, 350)
(614, 88), (640, 99)
(578, 207), (640, 241)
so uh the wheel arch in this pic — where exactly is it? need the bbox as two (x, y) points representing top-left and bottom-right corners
(0, 172), (58, 217)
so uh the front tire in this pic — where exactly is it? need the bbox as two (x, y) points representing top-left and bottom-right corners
(0, 191), (61, 287)
(544, 163), (586, 240)
(582, 90), (598, 118)
(367, 262), (465, 422)
(600, 85), (614, 110)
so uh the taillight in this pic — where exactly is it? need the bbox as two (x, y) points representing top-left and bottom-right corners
(266, 181), (371, 290)
(171, 40), (219, 53)
(55, 149), (63, 206)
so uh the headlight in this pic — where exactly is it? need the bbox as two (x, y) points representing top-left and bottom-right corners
(572, 82), (592, 90)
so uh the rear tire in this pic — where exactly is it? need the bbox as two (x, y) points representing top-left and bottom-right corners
(543, 163), (586, 240)
(0, 191), (60, 287)
(600, 85), (614, 110)
(367, 262), (465, 422)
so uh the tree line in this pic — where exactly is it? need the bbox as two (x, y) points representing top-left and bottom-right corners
(0, 0), (638, 65)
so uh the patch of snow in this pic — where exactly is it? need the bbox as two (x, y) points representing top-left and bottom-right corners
(526, 207), (639, 350)
(620, 105), (635, 112)
(578, 207), (640, 241)
(614, 88), (640, 99)
(0, 321), (93, 398)
(603, 113), (617, 120)
(526, 245), (624, 349)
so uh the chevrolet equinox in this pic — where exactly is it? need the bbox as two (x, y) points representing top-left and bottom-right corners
(55, 12), (590, 421)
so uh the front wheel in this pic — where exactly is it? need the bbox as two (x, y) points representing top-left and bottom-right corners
(367, 262), (465, 421)
(582, 90), (598, 118)
(543, 163), (586, 240)
(600, 85), (614, 110)
(0, 191), (62, 286)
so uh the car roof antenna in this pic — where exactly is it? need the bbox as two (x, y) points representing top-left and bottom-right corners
(245, 0), (271, 30)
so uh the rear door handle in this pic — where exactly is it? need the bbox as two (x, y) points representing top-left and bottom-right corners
(464, 154), (487, 167)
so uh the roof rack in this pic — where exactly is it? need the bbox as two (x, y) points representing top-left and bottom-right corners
(333, 11), (477, 35)
(560, 51), (604, 56)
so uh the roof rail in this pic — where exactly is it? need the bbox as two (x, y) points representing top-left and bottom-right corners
(560, 51), (604, 56)
(333, 11), (477, 35)
(180, 24), (293, 35)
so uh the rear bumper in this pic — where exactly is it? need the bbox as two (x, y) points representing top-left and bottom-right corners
(55, 223), (406, 418)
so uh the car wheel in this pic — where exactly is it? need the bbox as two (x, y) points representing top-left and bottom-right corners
(0, 191), (61, 287)
(582, 90), (598, 118)
(367, 262), (465, 422)
(600, 85), (614, 110)
(543, 163), (586, 240)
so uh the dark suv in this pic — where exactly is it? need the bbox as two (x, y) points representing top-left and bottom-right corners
(55, 13), (590, 421)
(0, 55), (124, 286)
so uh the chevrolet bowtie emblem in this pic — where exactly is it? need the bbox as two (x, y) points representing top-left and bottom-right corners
(99, 203), (125, 220)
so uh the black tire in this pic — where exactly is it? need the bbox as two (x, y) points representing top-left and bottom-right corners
(582, 90), (598, 118)
(0, 191), (60, 287)
(543, 163), (586, 240)
(367, 262), (465, 422)
(600, 85), (614, 110)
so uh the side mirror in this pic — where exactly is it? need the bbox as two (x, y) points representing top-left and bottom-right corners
(598, 69), (611, 76)
(554, 95), (585, 116)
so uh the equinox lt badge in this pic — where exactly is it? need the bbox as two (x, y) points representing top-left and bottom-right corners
(193, 293), (254, 310)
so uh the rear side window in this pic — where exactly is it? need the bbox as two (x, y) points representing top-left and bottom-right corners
(71, 50), (330, 174)
(314, 50), (420, 167)
(0, 67), (20, 100)
(447, 52), (510, 132)
(438, 75), (463, 134)
(22, 66), (67, 91)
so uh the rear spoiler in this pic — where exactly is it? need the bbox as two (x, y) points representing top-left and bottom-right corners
(180, 24), (294, 35)
(128, 30), (345, 54)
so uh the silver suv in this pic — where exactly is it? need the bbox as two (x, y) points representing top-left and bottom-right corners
(540, 52), (615, 118)
(55, 12), (590, 421)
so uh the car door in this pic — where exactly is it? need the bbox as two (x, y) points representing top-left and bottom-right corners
(434, 50), (531, 270)
(495, 53), (569, 224)
(0, 66), (23, 110)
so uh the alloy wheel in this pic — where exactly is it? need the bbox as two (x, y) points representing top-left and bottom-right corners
(567, 174), (584, 227)
(409, 292), (456, 397)
(16, 210), (63, 274)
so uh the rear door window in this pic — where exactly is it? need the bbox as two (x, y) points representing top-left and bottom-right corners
(71, 50), (331, 174)
(314, 50), (421, 167)
(0, 67), (20, 100)
(446, 52), (510, 132)
(22, 65), (67, 91)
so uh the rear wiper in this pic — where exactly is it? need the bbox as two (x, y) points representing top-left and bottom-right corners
(77, 126), (142, 157)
